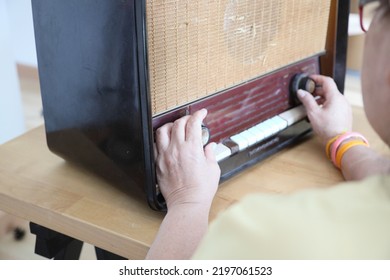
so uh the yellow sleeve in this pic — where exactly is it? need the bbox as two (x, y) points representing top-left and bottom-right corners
(192, 175), (390, 259)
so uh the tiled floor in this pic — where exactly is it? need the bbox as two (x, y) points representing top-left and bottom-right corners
(0, 66), (363, 260)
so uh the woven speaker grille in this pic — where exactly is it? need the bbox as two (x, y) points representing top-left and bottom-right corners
(146, 0), (331, 116)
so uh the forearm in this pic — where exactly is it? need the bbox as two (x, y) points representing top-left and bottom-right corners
(145, 204), (210, 260)
(340, 145), (390, 181)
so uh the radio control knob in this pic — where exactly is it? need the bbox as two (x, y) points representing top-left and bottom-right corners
(290, 73), (316, 105)
(201, 125), (210, 146)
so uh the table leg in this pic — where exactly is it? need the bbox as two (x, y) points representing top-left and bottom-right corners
(94, 247), (127, 260)
(29, 223), (83, 260)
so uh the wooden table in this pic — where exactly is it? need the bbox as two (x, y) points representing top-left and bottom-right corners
(0, 107), (388, 259)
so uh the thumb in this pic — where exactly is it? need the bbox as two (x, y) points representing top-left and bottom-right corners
(297, 89), (319, 113)
(204, 142), (217, 162)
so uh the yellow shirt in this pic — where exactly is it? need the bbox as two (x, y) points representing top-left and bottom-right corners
(193, 175), (390, 259)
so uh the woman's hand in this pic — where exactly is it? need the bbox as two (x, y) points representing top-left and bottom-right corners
(297, 74), (353, 146)
(155, 109), (221, 210)
(147, 109), (220, 259)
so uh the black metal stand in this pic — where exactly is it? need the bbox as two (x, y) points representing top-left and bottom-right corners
(30, 223), (83, 260)
(29, 222), (128, 260)
(95, 247), (127, 260)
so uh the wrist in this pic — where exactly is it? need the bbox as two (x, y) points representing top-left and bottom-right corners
(166, 202), (212, 228)
(167, 199), (213, 213)
(164, 185), (216, 211)
(325, 132), (370, 169)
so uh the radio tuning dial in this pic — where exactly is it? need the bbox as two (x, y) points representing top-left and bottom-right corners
(201, 125), (210, 146)
(290, 73), (316, 105)
(303, 77), (316, 94)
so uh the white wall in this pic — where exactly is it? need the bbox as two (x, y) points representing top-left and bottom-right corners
(6, 0), (37, 67)
(0, 0), (36, 144)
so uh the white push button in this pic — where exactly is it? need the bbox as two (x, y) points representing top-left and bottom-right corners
(213, 143), (232, 162)
(270, 116), (288, 131)
(230, 134), (249, 151)
(239, 130), (258, 146)
(278, 105), (307, 126)
(247, 126), (266, 142)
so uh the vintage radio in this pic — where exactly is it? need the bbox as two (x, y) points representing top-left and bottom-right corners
(32, 0), (349, 210)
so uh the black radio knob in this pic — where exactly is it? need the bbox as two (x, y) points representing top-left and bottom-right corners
(290, 73), (316, 105)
